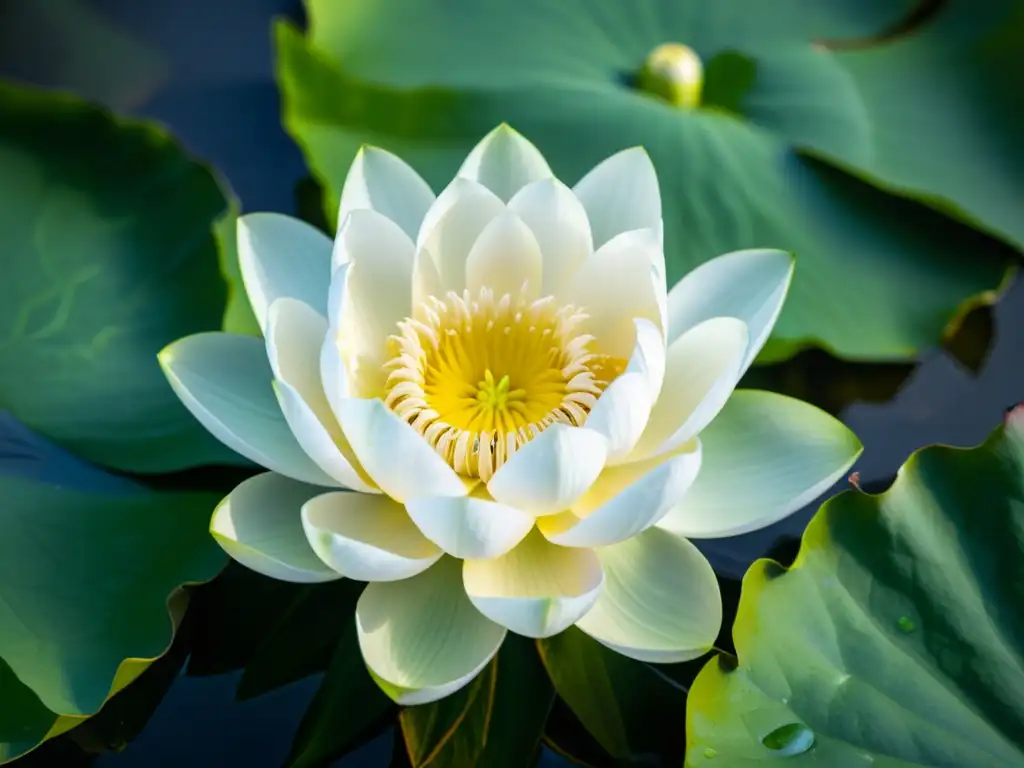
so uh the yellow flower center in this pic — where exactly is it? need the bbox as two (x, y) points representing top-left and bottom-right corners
(383, 287), (625, 481)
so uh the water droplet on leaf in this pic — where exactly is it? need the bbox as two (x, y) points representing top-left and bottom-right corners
(896, 615), (916, 633)
(761, 723), (815, 756)
(703, 747), (718, 759)
(637, 42), (703, 108)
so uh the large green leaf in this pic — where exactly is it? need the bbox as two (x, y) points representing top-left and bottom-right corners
(685, 405), (1024, 766)
(399, 634), (554, 768)
(808, 0), (1024, 248)
(274, 3), (1016, 362)
(0, 416), (226, 763)
(0, 81), (246, 472)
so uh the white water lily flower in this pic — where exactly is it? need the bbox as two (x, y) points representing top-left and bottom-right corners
(160, 125), (862, 704)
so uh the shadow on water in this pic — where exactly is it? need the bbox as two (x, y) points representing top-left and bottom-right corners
(2, 0), (1022, 765)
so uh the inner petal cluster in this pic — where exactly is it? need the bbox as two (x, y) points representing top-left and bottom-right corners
(383, 287), (624, 481)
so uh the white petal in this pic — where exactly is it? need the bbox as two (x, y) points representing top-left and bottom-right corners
(508, 177), (593, 297)
(462, 529), (604, 638)
(267, 299), (376, 493)
(563, 228), (665, 360)
(487, 425), (608, 516)
(335, 210), (414, 370)
(666, 249), (794, 377)
(465, 210), (543, 299)
(357, 557), (506, 705)
(337, 145), (436, 240)
(404, 490), (534, 559)
(159, 332), (335, 486)
(539, 439), (702, 548)
(572, 147), (661, 249)
(584, 318), (666, 463)
(657, 390), (862, 538)
(336, 397), (467, 502)
(237, 213), (332, 333)
(211, 472), (340, 583)
(416, 178), (505, 291)
(412, 245), (443, 307)
(458, 124), (553, 201)
(630, 317), (748, 462)
(575, 528), (721, 663)
(302, 492), (441, 581)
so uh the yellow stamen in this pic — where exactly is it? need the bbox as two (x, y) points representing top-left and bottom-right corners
(383, 287), (626, 482)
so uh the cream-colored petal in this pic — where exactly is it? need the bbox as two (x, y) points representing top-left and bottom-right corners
(405, 489), (534, 559)
(465, 210), (543, 299)
(585, 318), (665, 463)
(416, 178), (505, 292)
(211, 472), (340, 583)
(159, 332), (335, 486)
(458, 124), (553, 201)
(630, 317), (748, 462)
(462, 529), (604, 638)
(266, 299), (376, 493)
(539, 439), (701, 549)
(336, 397), (467, 502)
(508, 177), (593, 297)
(337, 145), (436, 240)
(411, 244), (442, 307)
(575, 528), (721, 663)
(336, 209), (414, 362)
(357, 557), (506, 705)
(487, 425), (608, 517)
(657, 390), (863, 538)
(572, 147), (661, 249)
(563, 228), (664, 360)
(666, 249), (794, 377)
(237, 213), (333, 333)
(301, 491), (441, 582)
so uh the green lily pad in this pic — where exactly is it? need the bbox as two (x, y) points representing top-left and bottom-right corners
(809, 0), (1024, 248)
(685, 405), (1024, 766)
(0, 81), (246, 472)
(0, 415), (225, 763)
(275, 3), (1016, 362)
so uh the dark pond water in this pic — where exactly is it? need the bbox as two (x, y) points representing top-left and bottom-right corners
(2, 1), (1022, 765)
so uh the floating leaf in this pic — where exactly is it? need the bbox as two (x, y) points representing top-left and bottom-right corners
(686, 405), (1024, 765)
(0, 81), (245, 472)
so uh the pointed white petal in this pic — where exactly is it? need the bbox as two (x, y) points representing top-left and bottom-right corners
(572, 147), (661, 249)
(666, 249), (794, 377)
(237, 213), (332, 333)
(585, 318), (665, 463)
(337, 145), (435, 240)
(416, 178), (505, 291)
(211, 472), (340, 583)
(458, 124), (553, 201)
(657, 390), (862, 538)
(404, 490), (534, 559)
(159, 332), (336, 486)
(508, 177), (593, 297)
(463, 529), (603, 638)
(563, 228), (664, 360)
(539, 439), (701, 548)
(575, 528), (721, 662)
(631, 317), (748, 462)
(336, 397), (467, 502)
(487, 425), (608, 516)
(301, 491), (441, 581)
(357, 557), (506, 705)
(465, 210), (543, 299)
(267, 299), (376, 492)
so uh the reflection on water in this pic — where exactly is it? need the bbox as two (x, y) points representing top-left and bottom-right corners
(2, 0), (1022, 765)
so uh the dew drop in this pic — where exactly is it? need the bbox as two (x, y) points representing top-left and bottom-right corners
(761, 723), (815, 756)
(896, 615), (916, 633)
(703, 747), (718, 759)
